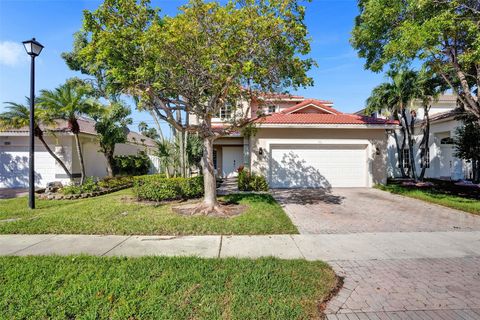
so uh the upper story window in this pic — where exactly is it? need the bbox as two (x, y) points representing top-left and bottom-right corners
(217, 105), (232, 119)
(268, 105), (277, 114)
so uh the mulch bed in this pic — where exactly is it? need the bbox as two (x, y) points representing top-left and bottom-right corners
(172, 201), (248, 218)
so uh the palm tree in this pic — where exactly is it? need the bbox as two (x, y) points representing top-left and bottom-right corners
(0, 99), (73, 180)
(415, 71), (446, 180)
(93, 102), (132, 177)
(38, 82), (98, 184)
(366, 68), (419, 179)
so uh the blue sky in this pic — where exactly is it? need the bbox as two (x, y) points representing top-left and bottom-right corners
(0, 0), (386, 133)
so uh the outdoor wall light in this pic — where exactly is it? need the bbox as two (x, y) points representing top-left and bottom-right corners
(258, 147), (263, 156)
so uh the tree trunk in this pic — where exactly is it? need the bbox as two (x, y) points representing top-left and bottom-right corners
(37, 134), (73, 181)
(105, 151), (115, 177)
(201, 136), (219, 210)
(74, 133), (86, 184)
(400, 124), (408, 177)
(392, 130), (406, 178)
(419, 106), (430, 181)
(179, 129), (186, 178)
(401, 109), (417, 180)
(474, 159), (480, 183)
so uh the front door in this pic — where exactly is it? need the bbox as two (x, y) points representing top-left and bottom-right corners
(222, 146), (244, 178)
(439, 146), (453, 178)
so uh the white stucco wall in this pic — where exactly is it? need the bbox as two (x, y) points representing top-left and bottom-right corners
(249, 128), (388, 186)
(386, 118), (470, 180)
(0, 133), (159, 188)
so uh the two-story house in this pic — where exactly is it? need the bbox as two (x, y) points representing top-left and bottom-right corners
(192, 94), (397, 188)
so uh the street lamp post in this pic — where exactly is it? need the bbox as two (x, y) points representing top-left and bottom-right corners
(22, 38), (44, 209)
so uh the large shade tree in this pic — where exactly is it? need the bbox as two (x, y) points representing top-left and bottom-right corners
(0, 100), (73, 180)
(352, 0), (480, 121)
(70, 0), (314, 214)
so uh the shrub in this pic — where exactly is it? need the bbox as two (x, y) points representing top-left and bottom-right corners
(97, 176), (134, 189)
(61, 177), (100, 195)
(237, 168), (269, 192)
(238, 169), (250, 191)
(113, 151), (151, 176)
(133, 175), (204, 201)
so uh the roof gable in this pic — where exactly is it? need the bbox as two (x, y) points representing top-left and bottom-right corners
(281, 99), (342, 115)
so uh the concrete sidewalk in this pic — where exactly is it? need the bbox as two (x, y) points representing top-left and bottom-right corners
(1, 231), (479, 261)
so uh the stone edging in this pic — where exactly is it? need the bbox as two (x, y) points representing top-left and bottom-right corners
(38, 184), (133, 200)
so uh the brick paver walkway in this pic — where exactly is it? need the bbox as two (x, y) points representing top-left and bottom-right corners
(325, 257), (480, 319)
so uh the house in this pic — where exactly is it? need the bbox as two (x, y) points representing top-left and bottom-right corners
(192, 94), (397, 188)
(0, 118), (159, 188)
(358, 94), (473, 180)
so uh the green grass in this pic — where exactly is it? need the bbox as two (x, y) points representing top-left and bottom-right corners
(0, 189), (298, 235)
(377, 184), (480, 215)
(0, 255), (337, 319)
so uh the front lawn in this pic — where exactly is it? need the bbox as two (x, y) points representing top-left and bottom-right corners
(0, 189), (298, 235)
(0, 256), (337, 319)
(377, 184), (480, 215)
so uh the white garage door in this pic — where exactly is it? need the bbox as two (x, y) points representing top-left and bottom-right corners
(270, 144), (368, 188)
(0, 146), (56, 188)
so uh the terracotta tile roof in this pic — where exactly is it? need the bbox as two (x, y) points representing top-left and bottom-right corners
(280, 99), (340, 115)
(256, 113), (399, 125)
(257, 93), (305, 100)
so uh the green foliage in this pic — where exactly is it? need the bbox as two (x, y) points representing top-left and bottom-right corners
(454, 118), (480, 182)
(377, 184), (480, 215)
(186, 134), (203, 170)
(61, 177), (100, 195)
(97, 176), (134, 189)
(238, 169), (269, 192)
(93, 102), (132, 154)
(37, 81), (98, 133)
(454, 120), (480, 162)
(133, 175), (204, 201)
(113, 152), (151, 176)
(351, 0), (480, 119)
(0, 256), (335, 319)
(69, 0), (315, 204)
(0, 190), (298, 235)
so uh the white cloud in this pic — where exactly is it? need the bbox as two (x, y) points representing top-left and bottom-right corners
(0, 41), (27, 67)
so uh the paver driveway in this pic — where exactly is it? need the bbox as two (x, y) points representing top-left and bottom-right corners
(272, 187), (480, 234)
(273, 188), (480, 319)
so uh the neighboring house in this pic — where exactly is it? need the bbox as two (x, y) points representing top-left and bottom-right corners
(191, 94), (397, 188)
(0, 118), (159, 188)
(357, 94), (472, 180)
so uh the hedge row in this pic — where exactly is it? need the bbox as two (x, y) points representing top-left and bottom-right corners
(133, 175), (204, 201)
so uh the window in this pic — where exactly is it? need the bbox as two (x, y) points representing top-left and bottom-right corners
(440, 137), (454, 145)
(401, 149), (410, 169)
(217, 105), (232, 119)
(268, 105), (277, 114)
(213, 149), (217, 170)
(420, 148), (430, 168)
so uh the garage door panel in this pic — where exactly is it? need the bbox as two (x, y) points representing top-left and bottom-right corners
(270, 144), (367, 188)
(0, 146), (56, 188)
